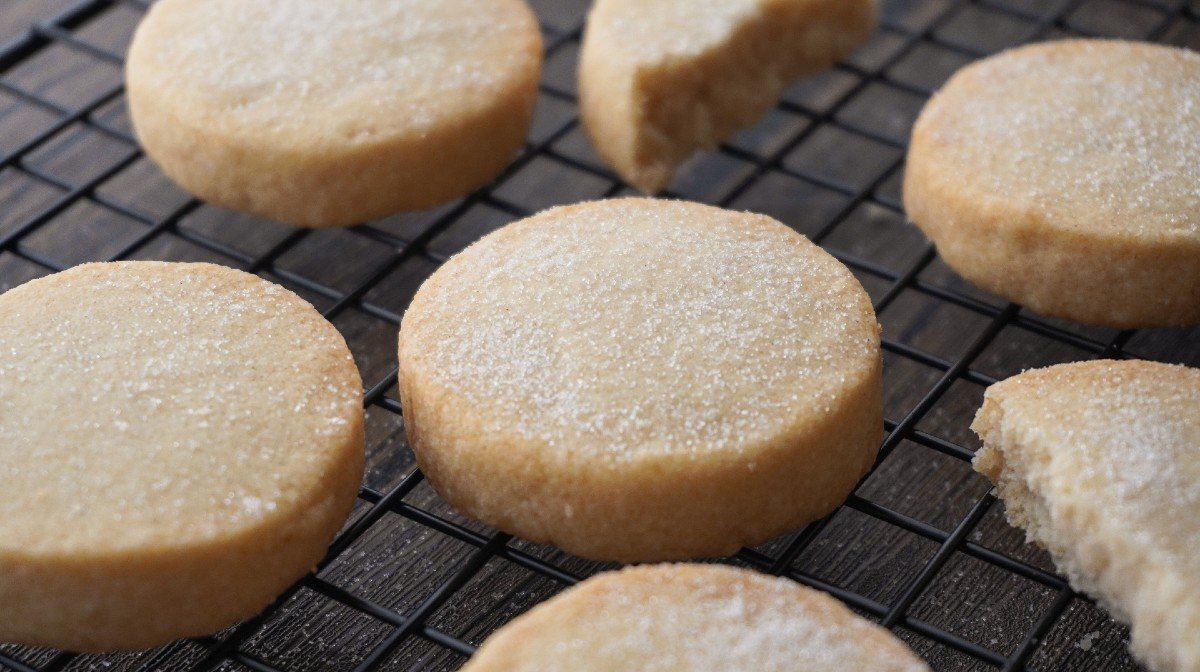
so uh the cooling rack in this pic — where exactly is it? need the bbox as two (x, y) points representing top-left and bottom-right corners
(1, 0), (1198, 670)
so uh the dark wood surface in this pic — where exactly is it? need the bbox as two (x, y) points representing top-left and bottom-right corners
(1, 1), (1198, 671)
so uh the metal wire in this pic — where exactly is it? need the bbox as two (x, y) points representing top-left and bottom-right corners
(0, 0), (1195, 670)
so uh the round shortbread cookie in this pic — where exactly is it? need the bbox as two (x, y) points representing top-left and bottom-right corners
(462, 563), (931, 671)
(972, 359), (1200, 672)
(126, 0), (542, 227)
(398, 198), (882, 562)
(0, 262), (364, 652)
(579, 0), (874, 194)
(904, 39), (1200, 328)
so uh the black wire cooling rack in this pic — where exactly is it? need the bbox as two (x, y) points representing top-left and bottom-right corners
(2, 0), (1198, 670)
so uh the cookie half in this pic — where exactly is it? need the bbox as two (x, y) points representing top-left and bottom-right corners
(0, 262), (364, 651)
(462, 564), (931, 671)
(904, 39), (1200, 327)
(126, 0), (542, 227)
(398, 198), (882, 561)
(579, 0), (875, 193)
(972, 359), (1200, 672)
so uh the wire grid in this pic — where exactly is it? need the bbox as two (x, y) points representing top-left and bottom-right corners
(1, 0), (1198, 670)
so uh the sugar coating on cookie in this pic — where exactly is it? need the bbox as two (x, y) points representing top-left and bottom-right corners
(126, 0), (541, 226)
(972, 359), (1200, 672)
(462, 564), (931, 671)
(399, 198), (882, 561)
(904, 39), (1200, 327)
(0, 262), (364, 651)
(579, 0), (874, 193)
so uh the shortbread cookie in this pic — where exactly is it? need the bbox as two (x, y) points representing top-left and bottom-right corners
(904, 40), (1200, 328)
(0, 262), (364, 651)
(972, 359), (1200, 672)
(126, 0), (542, 227)
(579, 0), (875, 194)
(398, 198), (882, 561)
(462, 564), (930, 671)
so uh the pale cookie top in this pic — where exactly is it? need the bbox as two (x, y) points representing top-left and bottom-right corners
(0, 262), (362, 556)
(126, 0), (541, 144)
(588, 0), (765, 64)
(400, 198), (880, 460)
(913, 40), (1200, 239)
(976, 360), (1200, 580)
(465, 564), (930, 671)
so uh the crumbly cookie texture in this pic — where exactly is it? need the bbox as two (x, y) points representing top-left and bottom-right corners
(0, 262), (364, 651)
(126, 0), (541, 227)
(398, 198), (882, 561)
(905, 39), (1200, 327)
(579, 0), (874, 193)
(972, 359), (1200, 672)
(462, 564), (931, 671)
